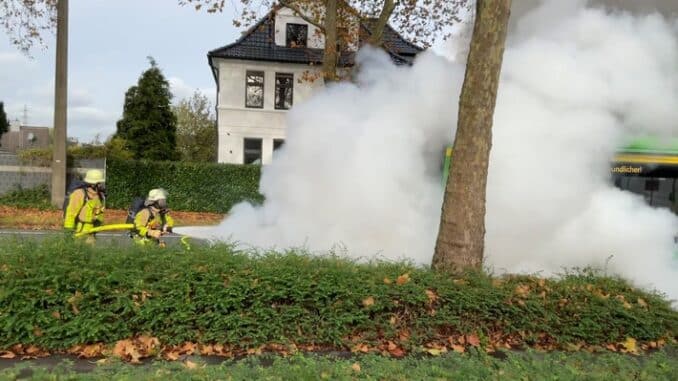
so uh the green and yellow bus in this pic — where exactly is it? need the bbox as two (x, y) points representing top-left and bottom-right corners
(611, 137), (678, 215)
(441, 138), (678, 216)
(442, 138), (678, 255)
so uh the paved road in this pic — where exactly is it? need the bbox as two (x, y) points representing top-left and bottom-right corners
(0, 229), (203, 247)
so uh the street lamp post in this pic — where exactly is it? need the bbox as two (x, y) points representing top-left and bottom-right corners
(51, 0), (68, 208)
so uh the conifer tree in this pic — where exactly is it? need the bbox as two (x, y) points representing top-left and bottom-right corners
(115, 57), (179, 161)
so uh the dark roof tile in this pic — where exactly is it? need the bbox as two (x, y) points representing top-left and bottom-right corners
(208, 10), (423, 67)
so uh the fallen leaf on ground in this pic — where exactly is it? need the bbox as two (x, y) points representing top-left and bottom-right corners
(164, 350), (180, 361)
(467, 334), (480, 347)
(137, 335), (160, 352)
(113, 339), (142, 363)
(389, 347), (406, 357)
(424, 347), (447, 356)
(180, 342), (197, 355)
(398, 329), (410, 341)
(396, 273), (410, 285)
(0, 351), (16, 359)
(200, 344), (215, 355)
(451, 344), (465, 353)
(514, 284), (530, 298)
(425, 289), (438, 303)
(351, 343), (370, 353)
(351, 362), (361, 372)
(622, 337), (638, 354)
(76, 344), (105, 358)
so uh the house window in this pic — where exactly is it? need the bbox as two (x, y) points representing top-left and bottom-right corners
(275, 73), (293, 110)
(245, 71), (264, 108)
(243, 138), (262, 164)
(286, 23), (308, 48)
(273, 139), (285, 150)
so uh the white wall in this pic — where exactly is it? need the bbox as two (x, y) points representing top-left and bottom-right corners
(215, 58), (323, 164)
(274, 7), (325, 49)
(273, 6), (359, 51)
(214, 5), (361, 164)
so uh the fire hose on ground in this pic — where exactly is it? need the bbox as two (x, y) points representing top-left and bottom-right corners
(73, 223), (192, 250)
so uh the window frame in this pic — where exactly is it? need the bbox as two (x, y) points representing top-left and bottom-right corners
(245, 70), (265, 109)
(286, 23), (308, 48)
(273, 139), (285, 151)
(274, 73), (294, 110)
(243, 138), (263, 164)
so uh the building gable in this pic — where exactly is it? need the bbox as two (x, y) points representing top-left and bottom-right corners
(208, 6), (423, 69)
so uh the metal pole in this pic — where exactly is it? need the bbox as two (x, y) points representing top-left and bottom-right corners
(51, 0), (68, 207)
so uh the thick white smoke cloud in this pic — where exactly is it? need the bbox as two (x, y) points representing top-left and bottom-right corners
(180, 0), (678, 300)
(189, 50), (461, 260)
(485, 0), (678, 301)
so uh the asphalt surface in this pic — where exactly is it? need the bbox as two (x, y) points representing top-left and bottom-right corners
(0, 229), (204, 247)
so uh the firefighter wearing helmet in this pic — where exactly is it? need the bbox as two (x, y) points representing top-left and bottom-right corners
(132, 188), (174, 246)
(63, 169), (106, 241)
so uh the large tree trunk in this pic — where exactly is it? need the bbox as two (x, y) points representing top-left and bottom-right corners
(367, 0), (395, 46)
(322, 0), (338, 82)
(432, 0), (511, 272)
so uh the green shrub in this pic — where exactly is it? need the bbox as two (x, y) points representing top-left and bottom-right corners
(17, 146), (108, 167)
(68, 144), (107, 159)
(0, 238), (675, 352)
(105, 159), (263, 212)
(16, 148), (53, 167)
(0, 184), (53, 209)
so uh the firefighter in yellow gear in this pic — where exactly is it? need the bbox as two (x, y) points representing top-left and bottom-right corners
(63, 169), (106, 242)
(133, 188), (175, 246)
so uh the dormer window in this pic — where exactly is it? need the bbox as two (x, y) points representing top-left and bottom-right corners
(286, 23), (308, 48)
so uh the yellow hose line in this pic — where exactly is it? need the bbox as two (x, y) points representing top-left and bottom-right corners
(75, 224), (194, 251)
(74, 223), (134, 238)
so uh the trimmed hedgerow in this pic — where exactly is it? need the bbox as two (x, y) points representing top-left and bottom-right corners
(17, 146), (108, 167)
(0, 184), (52, 210)
(0, 238), (675, 352)
(105, 159), (263, 213)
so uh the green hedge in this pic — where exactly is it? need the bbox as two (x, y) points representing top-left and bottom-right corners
(105, 159), (263, 213)
(0, 184), (52, 210)
(0, 238), (675, 352)
(17, 146), (108, 167)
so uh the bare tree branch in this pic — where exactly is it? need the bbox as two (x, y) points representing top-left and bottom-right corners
(367, 0), (395, 46)
(279, 0), (326, 32)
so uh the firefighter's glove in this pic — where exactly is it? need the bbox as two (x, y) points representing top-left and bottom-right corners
(148, 230), (163, 239)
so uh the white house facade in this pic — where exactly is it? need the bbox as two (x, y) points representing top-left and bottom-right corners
(208, 6), (422, 164)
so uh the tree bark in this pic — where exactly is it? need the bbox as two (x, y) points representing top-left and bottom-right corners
(432, 0), (511, 272)
(367, 0), (395, 46)
(322, 0), (338, 82)
(279, 0), (326, 32)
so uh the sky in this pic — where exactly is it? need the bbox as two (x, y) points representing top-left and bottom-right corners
(0, 0), (241, 142)
(2, 0), (675, 143)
